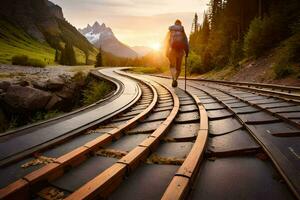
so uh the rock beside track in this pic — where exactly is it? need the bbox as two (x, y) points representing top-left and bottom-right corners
(0, 64), (87, 112)
(0, 65), (90, 132)
(4, 85), (52, 111)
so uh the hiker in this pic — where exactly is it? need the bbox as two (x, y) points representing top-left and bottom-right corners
(164, 19), (189, 87)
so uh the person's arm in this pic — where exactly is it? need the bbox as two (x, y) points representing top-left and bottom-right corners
(163, 31), (171, 57)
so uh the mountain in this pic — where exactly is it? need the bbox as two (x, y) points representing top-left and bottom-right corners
(132, 46), (153, 57)
(0, 0), (97, 64)
(79, 22), (138, 58)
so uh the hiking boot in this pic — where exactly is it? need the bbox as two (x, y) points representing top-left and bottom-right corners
(172, 80), (176, 87)
(172, 80), (178, 87)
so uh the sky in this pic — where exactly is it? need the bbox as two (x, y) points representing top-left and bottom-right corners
(50, 0), (209, 48)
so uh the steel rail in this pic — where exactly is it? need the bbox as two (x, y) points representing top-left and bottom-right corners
(0, 71), (158, 200)
(0, 68), (142, 167)
(65, 77), (180, 200)
(188, 82), (300, 200)
(152, 74), (300, 102)
(0, 68), (120, 138)
(161, 91), (208, 200)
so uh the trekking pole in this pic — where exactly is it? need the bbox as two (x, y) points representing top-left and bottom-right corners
(185, 56), (187, 92)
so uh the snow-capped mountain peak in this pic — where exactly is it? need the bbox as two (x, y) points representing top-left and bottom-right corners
(79, 21), (138, 58)
(91, 21), (107, 34)
(79, 21), (113, 44)
(85, 32), (101, 44)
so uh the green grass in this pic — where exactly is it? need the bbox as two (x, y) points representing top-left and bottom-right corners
(32, 110), (64, 122)
(82, 80), (113, 105)
(273, 31), (300, 79)
(74, 47), (86, 65)
(0, 19), (55, 64)
(131, 65), (193, 78)
(12, 55), (46, 68)
(0, 19), (98, 66)
(68, 65), (95, 73)
(131, 66), (168, 74)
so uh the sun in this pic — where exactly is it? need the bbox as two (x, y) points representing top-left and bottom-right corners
(150, 42), (162, 51)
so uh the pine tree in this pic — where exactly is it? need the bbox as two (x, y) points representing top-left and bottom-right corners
(202, 13), (210, 44)
(209, 0), (223, 30)
(85, 51), (89, 65)
(188, 0), (294, 73)
(191, 13), (199, 33)
(66, 42), (76, 65)
(95, 47), (103, 67)
(59, 42), (76, 66)
(59, 48), (66, 65)
(54, 49), (59, 62)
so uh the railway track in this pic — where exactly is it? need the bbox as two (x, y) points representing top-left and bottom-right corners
(148, 74), (300, 199)
(0, 69), (299, 200)
(187, 80), (300, 198)
(0, 68), (141, 167)
(190, 78), (300, 102)
(155, 75), (300, 102)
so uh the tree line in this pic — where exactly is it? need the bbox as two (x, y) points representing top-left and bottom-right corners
(189, 0), (300, 78)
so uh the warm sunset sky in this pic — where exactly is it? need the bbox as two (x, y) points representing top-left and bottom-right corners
(50, 0), (209, 48)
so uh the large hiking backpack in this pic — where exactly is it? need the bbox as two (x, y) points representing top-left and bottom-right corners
(169, 25), (185, 50)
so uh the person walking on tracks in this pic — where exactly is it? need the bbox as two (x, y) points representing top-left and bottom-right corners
(164, 19), (189, 87)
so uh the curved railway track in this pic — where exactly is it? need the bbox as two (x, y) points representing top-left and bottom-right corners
(0, 69), (299, 200)
(187, 80), (300, 198)
(149, 74), (300, 199)
(194, 78), (300, 102)
(155, 75), (300, 102)
(0, 68), (141, 167)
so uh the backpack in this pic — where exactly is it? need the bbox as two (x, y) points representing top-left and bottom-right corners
(169, 26), (185, 50)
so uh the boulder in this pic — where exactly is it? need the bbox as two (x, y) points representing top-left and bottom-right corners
(0, 81), (11, 91)
(47, 77), (65, 90)
(17, 80), (30, 87)
(45, 94), (63, 110)
(4, 85), (51, 111)
(32, 79), (48, 90)
(55, 83), (76, 100)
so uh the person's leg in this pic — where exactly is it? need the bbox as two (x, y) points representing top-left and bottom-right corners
(168, 50), (177, 81)
(170, 67), (176, 80)
(175, 51), (184, 80)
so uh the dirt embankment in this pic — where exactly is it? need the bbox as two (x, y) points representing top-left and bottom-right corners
(196, 52), (300, 87)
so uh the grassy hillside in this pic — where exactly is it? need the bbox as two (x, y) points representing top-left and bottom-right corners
(74, 46), (97, 65)
(0, 19), (55, 64)
(0, 0), (99, 66)
(57, 19), (98, 64)
(0, 18), (98, 65)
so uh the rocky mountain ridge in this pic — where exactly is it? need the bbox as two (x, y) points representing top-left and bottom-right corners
(0, 0), (96, 60)
(0, 0), (64, 42)
(79, 21), (138, 58)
